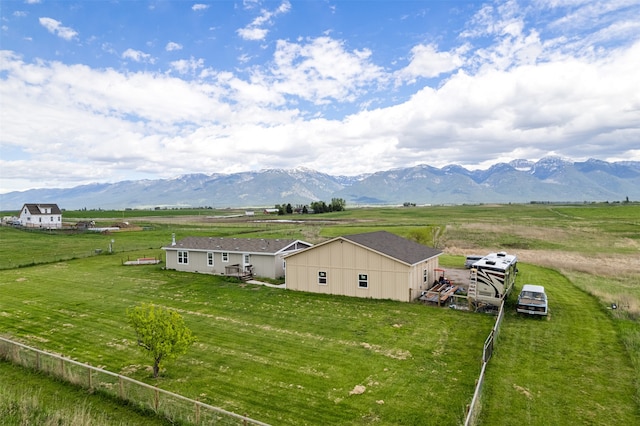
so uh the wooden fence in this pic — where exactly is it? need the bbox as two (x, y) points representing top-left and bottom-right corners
(464, 301), (506, 426)
(0, 336), (270, 426)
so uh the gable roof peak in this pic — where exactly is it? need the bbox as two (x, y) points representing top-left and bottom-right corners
(342, 230), (441, 265)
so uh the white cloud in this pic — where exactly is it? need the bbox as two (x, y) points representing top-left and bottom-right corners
(381, 40), (640, 167)
(264, 37), (385, 104)
(166, 42), (183, 51)
(170, 57), (204, 74)
(237, 27), (268, 41)
(38, 17), (78, 41)
(2, 32), (639, 191)
(192, 4), (209, 12)
(122, 48), (154, 63)
(237, 0), (291, 41)
(395, 44), (464, 83)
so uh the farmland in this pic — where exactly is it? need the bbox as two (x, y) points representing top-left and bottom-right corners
(0, 203), (639, 424)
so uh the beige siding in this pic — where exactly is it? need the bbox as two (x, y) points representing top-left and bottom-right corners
(407, 257), (441, 299)
(286, 240), (422, 302)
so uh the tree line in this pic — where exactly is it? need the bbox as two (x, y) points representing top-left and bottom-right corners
(274, 198), (346, 215)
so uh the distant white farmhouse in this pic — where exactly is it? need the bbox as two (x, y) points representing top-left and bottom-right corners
(19, 203), (63, 229)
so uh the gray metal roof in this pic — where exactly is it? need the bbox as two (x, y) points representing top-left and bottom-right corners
(342, 230), (442, 265)
(163, 236), (311, 255)
(21, 203), (62, 215)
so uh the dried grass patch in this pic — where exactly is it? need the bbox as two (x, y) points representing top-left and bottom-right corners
(518, 250), (640, 276)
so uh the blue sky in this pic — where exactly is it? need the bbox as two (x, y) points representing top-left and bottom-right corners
(1, 0), (639, 194)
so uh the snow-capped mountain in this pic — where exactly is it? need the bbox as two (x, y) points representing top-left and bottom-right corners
(1, 158), (638, 210)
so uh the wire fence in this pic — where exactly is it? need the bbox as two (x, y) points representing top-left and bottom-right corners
(0, 336), (270, 426)
(464, 301), (506, 426)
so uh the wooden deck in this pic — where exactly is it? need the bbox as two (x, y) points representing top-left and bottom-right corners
(224, 264), (254, 281)
(419, 281), (459, 306)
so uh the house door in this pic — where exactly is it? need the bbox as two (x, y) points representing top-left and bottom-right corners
(243, 254), (252, 274)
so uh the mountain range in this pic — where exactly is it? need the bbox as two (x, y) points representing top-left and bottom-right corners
(1, 157), (639, 211)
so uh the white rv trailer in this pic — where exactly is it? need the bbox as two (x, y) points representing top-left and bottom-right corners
(468, 252), (518, 309)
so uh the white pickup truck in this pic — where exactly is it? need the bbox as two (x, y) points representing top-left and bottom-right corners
(516, 284), (548, 316)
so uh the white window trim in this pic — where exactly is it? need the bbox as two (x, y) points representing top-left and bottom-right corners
(177, 250), (189, 264)
(207, 252), (214, 266)
(221, 252), (229, 262)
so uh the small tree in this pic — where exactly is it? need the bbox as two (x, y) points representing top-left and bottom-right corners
(127, 303), (195, 378)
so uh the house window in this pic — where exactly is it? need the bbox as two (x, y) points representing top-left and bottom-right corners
(282, 260), (286, 270)
(221, 252), (229, 262)
(207, 252), (214, 266)
(358, 274), (369, 289)
(243, 254), (251, 265)
(318, 271), (327, 285)
(178, 251), (188, 264)
(423, 269), (428, 283)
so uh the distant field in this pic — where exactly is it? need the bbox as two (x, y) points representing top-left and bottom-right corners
(1, 203), (638, 424)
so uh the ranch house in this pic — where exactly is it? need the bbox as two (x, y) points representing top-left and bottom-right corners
(284, 231), (443, 302)
(163, 236), (312, 280)
(19, 203), (63, 229)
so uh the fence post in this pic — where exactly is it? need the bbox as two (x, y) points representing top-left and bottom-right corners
(195, 400), (200, 424)
(60, 357), (65, 379)
(88, 366), (92, 390)
(154, 387), (159, 412)
(13, 342), (20, 363)
(119, 376), (124, 399)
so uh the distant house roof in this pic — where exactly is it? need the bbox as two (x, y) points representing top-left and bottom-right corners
(163, 237), (311, 255)
(287, 230), (442, 265)
(21, 203), (62, 215)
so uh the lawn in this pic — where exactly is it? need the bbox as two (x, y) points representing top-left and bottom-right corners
(0, 251), (494, 425)
(478, 264), (638, 425)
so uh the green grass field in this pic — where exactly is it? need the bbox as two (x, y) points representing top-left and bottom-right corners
(0, 251), (495, 425)
(0, 361), (171, 426)
(480, 264), (637, 425)
(1, 203), (639, 425)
